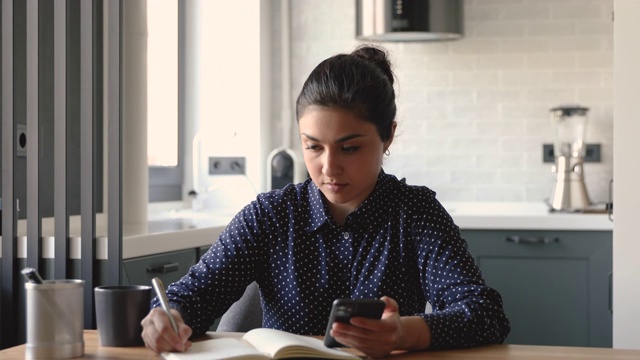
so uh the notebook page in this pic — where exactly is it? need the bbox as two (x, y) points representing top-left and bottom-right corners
(242, 328), (359, 359)
(161, 337), (269, 360)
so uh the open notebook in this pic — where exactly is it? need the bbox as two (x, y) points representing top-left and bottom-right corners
(161, 328), (360, 360)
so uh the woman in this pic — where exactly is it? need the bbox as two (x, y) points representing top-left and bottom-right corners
(141, 45), (510, 358)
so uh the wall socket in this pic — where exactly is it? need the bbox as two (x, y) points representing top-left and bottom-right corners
(208, 156), (246, 175)
(16, 124), (27, 157)
(542, 143), (601, 163)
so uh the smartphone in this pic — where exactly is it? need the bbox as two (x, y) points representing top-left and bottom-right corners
(323, 298), (385, 348)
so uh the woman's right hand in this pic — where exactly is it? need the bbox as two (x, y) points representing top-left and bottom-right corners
(141, 307), (193, 353)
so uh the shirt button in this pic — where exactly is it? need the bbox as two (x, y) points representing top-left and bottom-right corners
(342, 232), (350, 239)
(339, 273), (349, 280)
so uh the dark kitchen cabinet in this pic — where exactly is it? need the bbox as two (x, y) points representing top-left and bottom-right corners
(198, 245), (213, 260)
(121, 249), (197, 287)
(461, 230), (612, 348)
(120, 246), (224, 331)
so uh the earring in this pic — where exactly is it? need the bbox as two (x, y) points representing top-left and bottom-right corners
(384, 148), (390, 156)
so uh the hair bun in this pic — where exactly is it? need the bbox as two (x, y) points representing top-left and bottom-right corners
(352, 45), (394, 87)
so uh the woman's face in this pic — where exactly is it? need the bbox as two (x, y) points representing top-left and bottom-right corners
(298, 106), (395, 217)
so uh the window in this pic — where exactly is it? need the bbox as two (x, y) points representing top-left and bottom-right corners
(147, 0), (183, 202)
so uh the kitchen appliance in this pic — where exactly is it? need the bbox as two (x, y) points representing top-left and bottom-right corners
(547, 105), (592, 212)
(267, 147), (306, 190)
(356, 0), (463, 42)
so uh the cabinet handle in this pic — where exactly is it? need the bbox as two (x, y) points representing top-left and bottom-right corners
(505, 236), (559, 244)
(147, 262), (180, 274)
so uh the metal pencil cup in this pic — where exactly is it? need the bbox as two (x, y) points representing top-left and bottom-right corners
(25, 280), (85, 359)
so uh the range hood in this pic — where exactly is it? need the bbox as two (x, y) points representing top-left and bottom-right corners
(356, 0), (463, 42)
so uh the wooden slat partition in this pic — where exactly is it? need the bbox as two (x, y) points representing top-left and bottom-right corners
(25, 0), (42, 272)
(1, 0), (122, 347)
(54, 0), (69, 280)
(107, 0), (122, 286)
(1, 0), (17, 349)
(80, 0), (97, 330)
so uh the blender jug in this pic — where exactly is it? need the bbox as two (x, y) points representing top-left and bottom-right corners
(548, 105), (592, 212)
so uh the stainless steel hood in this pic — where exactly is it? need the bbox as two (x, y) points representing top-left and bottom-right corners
(356, 0), (463, 42)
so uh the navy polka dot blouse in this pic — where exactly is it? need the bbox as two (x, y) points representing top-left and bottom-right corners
(154, 171), (510, 350)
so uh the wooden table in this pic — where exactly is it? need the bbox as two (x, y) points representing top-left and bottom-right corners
(2, 330), (640, 359)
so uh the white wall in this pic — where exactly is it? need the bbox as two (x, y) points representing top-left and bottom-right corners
(612, 0), (640, 349)
(272, 0), (614, 204)
(183, 0), (271, 201)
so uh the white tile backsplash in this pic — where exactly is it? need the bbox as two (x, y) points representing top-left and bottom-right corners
(526, 54), (576, 69)
(552, 3), (605, 19)
(499, 38), (550, 53)
(274, 0), (613, 203)
(525, 22), (576, 37)
(501, 4), (551, 20)
(468, 21), (526, 38)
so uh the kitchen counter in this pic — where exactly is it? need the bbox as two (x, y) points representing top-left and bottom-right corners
(2, 202), (613, 260)
(121, 202), (614, 257)
(3, 211), (231, 260)
(443, 201), (613, 231)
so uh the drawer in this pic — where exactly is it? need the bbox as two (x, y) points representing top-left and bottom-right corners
(461, 230), (612, 258)
(121, 249), (197, 287)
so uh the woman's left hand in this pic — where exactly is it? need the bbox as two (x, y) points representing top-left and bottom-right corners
(329, 296), (404, 358)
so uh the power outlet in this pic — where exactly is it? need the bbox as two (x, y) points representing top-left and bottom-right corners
(585, 144), (602, 162)
(16, 124), (27, 157)
(542, 143), (601, 163)
(208, 156), (246, 175)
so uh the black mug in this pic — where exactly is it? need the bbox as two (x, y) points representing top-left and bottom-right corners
(94, 285), (152, 347)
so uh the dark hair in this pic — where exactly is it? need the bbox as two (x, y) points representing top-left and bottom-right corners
(295, 45), (397, 142)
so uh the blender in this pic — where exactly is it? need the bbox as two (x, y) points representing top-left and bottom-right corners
(547, 105), (592, 212)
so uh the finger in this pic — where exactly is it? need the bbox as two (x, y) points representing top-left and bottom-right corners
(348, 311), (398, 331)
(162, 310), (191, 351)
(332, 314), (399, 353)
(380, 296), (399, 314)
(348, 316), (385, 330)
(142, 315), (171, 353)
(142, 311), (176, 353)
(142, 308), (190, 353)
(330, 327), (392, 358)
(178, 322), (193, 350)
(332, 320), (393, 344)
(143, 327), (172, 353)
(331, 297), (402, 358)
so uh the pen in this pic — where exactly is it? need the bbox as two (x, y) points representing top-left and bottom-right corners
(21, 267), (44, 284)
(152, 277), (179, 334)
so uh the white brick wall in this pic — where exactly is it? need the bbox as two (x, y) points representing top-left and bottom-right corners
(274, 0), (613, 204)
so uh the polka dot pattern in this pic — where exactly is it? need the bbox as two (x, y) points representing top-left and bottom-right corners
(153, 171), (510, 349)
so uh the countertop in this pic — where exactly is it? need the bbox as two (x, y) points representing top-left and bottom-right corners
(125, 202), (615, 258)
(443, 201), (613, 231)
(3, 212), (231, 261)
(2, 202), (613, 260)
